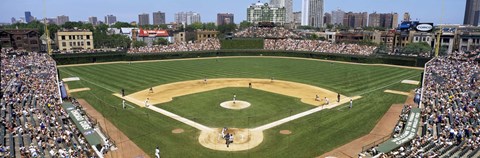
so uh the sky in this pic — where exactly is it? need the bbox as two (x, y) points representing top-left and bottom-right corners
(0, 0), (467, 25)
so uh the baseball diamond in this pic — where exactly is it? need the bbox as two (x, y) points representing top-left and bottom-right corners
(57, 56), (422, 157)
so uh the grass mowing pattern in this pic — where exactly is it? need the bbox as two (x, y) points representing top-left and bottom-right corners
(159, 87), (314, 128)
(59, 57), (421, 157)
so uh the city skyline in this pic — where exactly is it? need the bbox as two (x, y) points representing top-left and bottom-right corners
(0, 0), (467, 25)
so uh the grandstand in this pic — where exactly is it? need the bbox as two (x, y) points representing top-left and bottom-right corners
(361, 51), (480, 158)
(0, 49), (112, 157)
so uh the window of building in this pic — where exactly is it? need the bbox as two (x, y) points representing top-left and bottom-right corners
(30, 40), (37, 44)
(77, 42), (80, 46)
(73, 42), (76, 46)
(69, 42), (72, 46)
(61, 36), (65, 40)
(81, 41), (84, 46)
(69, 35), (72, 40)
(86, 35), (90, 39)
(62, 42), (66, 47)
(87, 41), (91, 46)
(443, 38), (450, 43)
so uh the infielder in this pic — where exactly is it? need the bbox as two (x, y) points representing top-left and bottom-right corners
(149, 87), (154, 93)
(337, 93), (340, 102)
(233, 94), (236, 104)
(349, 98), (353, 109)
(324, 97), (329, 105)
(315, 95), (320, 101)
(145, 98), (150, 107)
(204, 77), (207, 84)
(122, 99), (126, 109)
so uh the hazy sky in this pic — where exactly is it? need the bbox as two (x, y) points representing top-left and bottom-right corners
(0, 0), (466, 24)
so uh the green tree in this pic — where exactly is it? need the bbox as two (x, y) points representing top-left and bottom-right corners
(203, 22), (216, 30)
(401, 42), (432, 55)
(186, 22), (203, 31)
(132, 41), (147, 48)
(153, 38), (169, 45)
(112, 22), (133, 29)
(239, 21), (252, 30)
(62, 21), (85, 29)
(217, 23), (237, 35)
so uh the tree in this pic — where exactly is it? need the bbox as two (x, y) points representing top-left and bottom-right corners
(112, 22), (133, 29)
(401, 42), (432, 55)
(218, 23), (237, 34)
(239, 21), (252, 30)
(132, 41), (147, 48)
(62, 21), (84, 29)
(153, 38), (169, 45)
(203, 22), (216, 30)
(186, 22), (203, 31)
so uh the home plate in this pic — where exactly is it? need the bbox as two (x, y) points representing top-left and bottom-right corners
(401, 80), (419, 85)
(63, 77), (80, 82)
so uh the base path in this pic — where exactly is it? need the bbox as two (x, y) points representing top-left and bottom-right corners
(77, 99), (149, 158)
(113, 78), (360, 151)
(125, 78), (346, 107)
(252, 96), (361, 131)
(318, 91), (416, 158)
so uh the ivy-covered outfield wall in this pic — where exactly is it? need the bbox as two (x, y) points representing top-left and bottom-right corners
(220, 38), (264, 49)
(51, 50), (431, 67)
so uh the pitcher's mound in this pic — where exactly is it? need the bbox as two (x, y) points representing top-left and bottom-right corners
(279, 130), (292, 135)
(220, 101), (251, 110)
(198, 128), (263, 151)
(172, 128), (184, 134)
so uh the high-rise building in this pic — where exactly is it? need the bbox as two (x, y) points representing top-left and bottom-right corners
(270, 0), (293, 23)
(331, 9), (345, 25)
(324, 13), (332, 25)
(25, 11), (32, 23)
(56, 15), (70, 25)
(368, 12), (398, 28)
(247, 2), (286, 25)
(403, 12), (411, 22)
(88, 16), (98, 26)
(293, 12), (302, 25)
(153, 11), (166, 25)
(11, 17), (16, 24)
(464, 0), (480, 26)
(343, 12), (368, 28)
(138, 13), (150, 26)
(104, 15), (117, 25)
(301, 0), (324, 27)
(175, 12), (201, 25)
(217, 13), (234, 25)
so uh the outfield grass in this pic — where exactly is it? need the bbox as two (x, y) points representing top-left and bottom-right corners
(159, 87), (314, 128)
(59, 57), (421, 157)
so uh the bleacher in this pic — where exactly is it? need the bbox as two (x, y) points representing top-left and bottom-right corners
(0, 50), (97, 157)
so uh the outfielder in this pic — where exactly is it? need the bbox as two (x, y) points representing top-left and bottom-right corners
(155, 146), (160, 158)
(122, 99), (126, 109)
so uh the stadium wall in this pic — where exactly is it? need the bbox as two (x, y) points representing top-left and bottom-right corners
(51, 50), (431, 67)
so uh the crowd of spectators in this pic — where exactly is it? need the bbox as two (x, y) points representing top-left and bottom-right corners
(128, 38), (220, 53)
(265, 39), (377, 56)
(234, 27), (302, 39)
(367, 51), (480, 158)
(0, 48), (96, 157)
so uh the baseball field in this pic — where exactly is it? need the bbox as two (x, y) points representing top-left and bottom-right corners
(58, 56), (422, 157)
